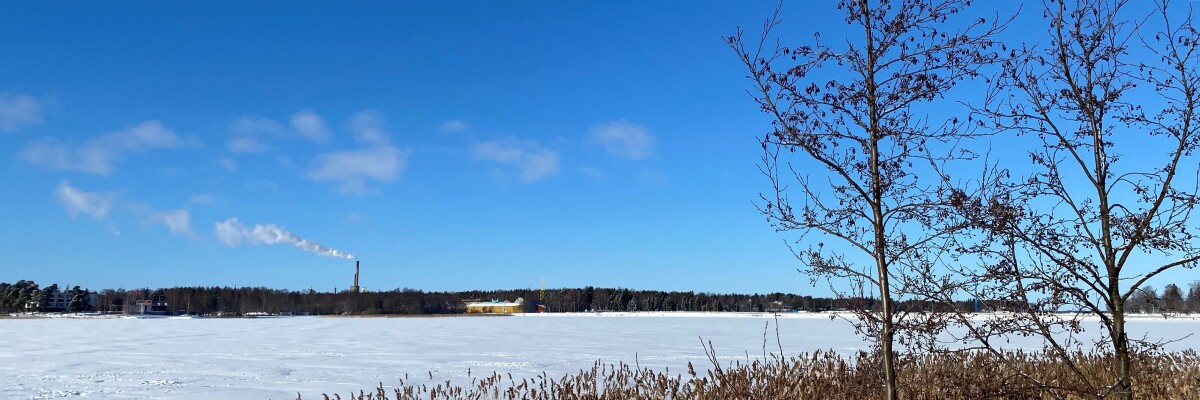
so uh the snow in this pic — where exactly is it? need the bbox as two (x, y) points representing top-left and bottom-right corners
(2, 313), (1198, 400)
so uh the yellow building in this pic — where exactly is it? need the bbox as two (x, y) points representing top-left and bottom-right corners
(465, 298), (525, 314)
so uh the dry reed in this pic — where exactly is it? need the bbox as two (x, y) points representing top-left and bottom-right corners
(301, 349), (1200, 400)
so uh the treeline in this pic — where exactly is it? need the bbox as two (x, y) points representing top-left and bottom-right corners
(92, 286), (869, 315)
(4, 280), (1200, 316)
(1127, 283), (1200, 314)
(0, 280), (943, 315)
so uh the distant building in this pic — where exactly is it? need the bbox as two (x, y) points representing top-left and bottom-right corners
(465, 297), (543, 314)
(44, 292), (67, 311)
(127, 300), (171, 316)
(34, 290), (99, 312)
(766, 301), (795, 313)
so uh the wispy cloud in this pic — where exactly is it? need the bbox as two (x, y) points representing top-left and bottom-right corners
(54, 180), (116, 220)
(471, 137), (560, 182)
(347, 110), (389, 145)
(290, 109), (331, 142)
(216, 157), (238, 172)
(0, 93), (42, 133)
(309, 146), (406, 194)
(147, 209), (192, 236)
(226, 109), (331, 154)
(308, 110), (407, 195)
(188, 193), (217, 205)
(227, 116), (284, 153)
(20, 120), (193, 175)
(227, 136), (270, 154)
(439, 119), (467, 133)
(55, 180), (193, 236)
(589, 119), (655, 160)
(215, 217), (355, 259)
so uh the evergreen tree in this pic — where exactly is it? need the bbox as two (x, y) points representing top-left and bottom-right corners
(1161, 284), (1185, 313)
(39, 283), (59, 312)
(67, 286), (90, 312)
(1186, 282), (1200, 314)
(0, 282), (11, 312)
(580, 286), (593, 312)
(18, 281), (40, 313)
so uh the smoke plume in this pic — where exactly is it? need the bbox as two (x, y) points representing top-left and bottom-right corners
(215, 217), (355, 259)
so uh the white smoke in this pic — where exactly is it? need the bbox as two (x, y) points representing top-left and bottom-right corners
(215, 217), (355, 259)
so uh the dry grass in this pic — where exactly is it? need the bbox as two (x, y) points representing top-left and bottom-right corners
(302, 350), (1200, 400)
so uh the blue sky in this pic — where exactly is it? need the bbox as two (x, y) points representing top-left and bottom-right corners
(2, 1), (1195, 296)
(1, 1), (814, 294)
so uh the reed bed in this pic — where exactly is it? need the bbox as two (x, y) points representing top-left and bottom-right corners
(303, 349), (1200, 400)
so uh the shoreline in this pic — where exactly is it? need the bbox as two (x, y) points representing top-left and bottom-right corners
(6, 310), (1200, 320)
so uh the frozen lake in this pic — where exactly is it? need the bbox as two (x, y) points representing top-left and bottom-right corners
(3, 312), (1197, 400)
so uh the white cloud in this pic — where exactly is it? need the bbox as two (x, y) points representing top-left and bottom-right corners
(226, 110), (329, 154)
(54, 180), (116, 220)
(227, 116), (284, 153)
(309, 110), (407, 195)
(231, 115), (284, 136)
(347, 110), (389, 145)
(0, 93), (42, 133)
(290, 109), (330, 142)
(309, 145), (407, 194)
(149, 209), (192, 236)
(214, 218), (246, 246)
(214, 218), (241, 246)
(53, 180), (193, 236)
(188, 193), (217, 205)
(20, 120), (190, 175)
(439, 119), (467, 133)
(471, 137), (560, 182)
(589, 119), (655, 160)
(216, 157), (238, 172)
(227, 136), (270, 153)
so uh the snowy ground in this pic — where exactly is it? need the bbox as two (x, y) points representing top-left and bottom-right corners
(2, 312), (1198, 400)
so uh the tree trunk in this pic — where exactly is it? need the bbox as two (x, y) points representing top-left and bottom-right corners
(1112, 293), (1133, 400)
(864, 8), (896, 397)
(878, 257), (898, 400)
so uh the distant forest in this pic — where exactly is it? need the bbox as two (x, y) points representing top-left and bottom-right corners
(0, 280), (963, 315)
(3, 279), (1199, 316)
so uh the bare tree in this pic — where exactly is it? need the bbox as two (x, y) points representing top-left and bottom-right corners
(729, 1), (1006, 398)
(953, 0), (1200, 398)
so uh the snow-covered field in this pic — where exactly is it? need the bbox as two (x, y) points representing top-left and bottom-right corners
(3, 313), (1197, 400)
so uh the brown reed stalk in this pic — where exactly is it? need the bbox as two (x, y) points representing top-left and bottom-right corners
(301, 349), (1200, 400)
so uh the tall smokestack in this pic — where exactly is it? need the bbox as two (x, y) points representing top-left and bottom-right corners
(351, 260), (360, 293)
